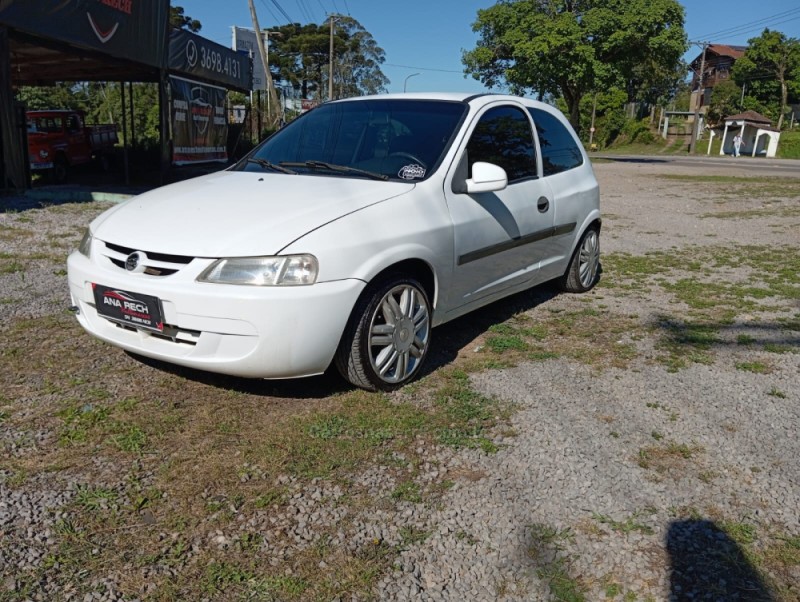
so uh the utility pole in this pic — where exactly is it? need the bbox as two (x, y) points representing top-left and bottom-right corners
(248, 0), (280, 130)
(328, 15), (338, 102)
(689, 41), (708, 154)
(588, 93), (597, 148)
(262, 30), (283, 123)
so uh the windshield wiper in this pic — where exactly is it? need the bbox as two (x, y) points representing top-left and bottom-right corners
(280, 160), (388, 181)
(246, 158), (297, 174)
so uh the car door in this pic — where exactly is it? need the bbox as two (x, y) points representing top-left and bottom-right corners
(442, 102), (555, 311)
(67, 113), (91, 164)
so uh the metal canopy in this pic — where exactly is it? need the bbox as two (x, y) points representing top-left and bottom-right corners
(8, 31), (160, 86)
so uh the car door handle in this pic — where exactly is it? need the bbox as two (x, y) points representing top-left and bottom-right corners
(537, 197), (550, 213)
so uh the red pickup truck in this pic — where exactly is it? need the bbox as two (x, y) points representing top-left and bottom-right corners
(26, 110), (118, 182)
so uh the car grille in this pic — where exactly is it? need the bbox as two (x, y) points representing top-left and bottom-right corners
(102, 242), (195, 276)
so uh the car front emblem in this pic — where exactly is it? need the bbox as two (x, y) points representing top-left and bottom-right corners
(125, 252), (144, 272)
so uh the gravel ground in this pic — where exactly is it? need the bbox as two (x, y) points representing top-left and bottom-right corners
(0, 158), (798, 601)
(381, 160), (800, 601)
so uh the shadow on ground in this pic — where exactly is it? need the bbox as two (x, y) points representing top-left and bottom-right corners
(667, 519), (775, 601)
(129, 281), (563, 398)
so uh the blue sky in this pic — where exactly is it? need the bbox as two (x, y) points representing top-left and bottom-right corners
(185, 0), (800, 94)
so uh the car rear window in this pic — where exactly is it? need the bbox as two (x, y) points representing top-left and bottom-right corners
(528, 108), (584, 176)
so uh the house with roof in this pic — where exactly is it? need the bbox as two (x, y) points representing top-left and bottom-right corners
(690, 44), (747, 111)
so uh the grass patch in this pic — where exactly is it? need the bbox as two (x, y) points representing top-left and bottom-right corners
(527, 523), (586, 602)
(735, 361), (772, 374)
(602, 245), (799, 370)
(637, 441), (704, 475)
(478, 309), (641, 370)
(592, 510), (655, 535)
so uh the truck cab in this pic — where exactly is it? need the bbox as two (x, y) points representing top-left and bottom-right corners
(26, 110), (118, 182)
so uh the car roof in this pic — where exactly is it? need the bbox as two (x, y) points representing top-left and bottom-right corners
(336, 92), (545, 107)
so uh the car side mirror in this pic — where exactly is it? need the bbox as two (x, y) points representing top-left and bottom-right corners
(466, 162), (508, 194)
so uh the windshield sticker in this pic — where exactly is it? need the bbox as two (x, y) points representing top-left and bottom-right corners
(398, 164), (426, 180)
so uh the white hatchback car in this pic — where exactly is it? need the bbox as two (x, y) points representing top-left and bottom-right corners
(68, 93), (600, 391)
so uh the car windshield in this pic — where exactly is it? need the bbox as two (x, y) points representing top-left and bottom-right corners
(237, 99), (468, 182)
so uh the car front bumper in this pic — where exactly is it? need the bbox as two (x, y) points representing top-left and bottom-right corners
(67, 250), (365, 379)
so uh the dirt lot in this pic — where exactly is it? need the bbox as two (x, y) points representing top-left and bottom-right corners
(0, 158), (798, 601)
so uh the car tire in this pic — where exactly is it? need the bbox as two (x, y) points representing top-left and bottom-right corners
(559, 226), (600, 293)
(335, 274), (431, 391)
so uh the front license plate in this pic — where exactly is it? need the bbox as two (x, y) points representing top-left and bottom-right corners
(93, 284), (164, 332)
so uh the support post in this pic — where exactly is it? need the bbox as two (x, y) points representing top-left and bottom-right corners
(0, 27), (26, 190)
(329, 15), (336, 101)
(248, 0), (280, 128)
(158, 69), (171, 184)
(689, 41), (708, 154)
(120, 81), (130, 185)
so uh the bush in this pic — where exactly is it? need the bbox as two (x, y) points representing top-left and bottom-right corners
(608, 118), (657, 147)
(622, 118), (656, 144)
(777, 130), (800, 159)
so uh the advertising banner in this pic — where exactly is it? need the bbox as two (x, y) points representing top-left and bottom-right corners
(0, 0), (169, 68)
(170, 76), (228, 165)
(231, 26), (266, 91)
(169, 29), (252, 92)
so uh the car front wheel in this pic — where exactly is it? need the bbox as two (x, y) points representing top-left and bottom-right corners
(336, 275), (431, 391)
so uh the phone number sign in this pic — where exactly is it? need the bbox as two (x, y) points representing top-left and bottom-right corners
(169, 29), (252, 92)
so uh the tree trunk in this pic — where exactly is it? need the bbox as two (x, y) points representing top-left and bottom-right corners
(562, 85), (582, 135)
(778, 78), (787, 130)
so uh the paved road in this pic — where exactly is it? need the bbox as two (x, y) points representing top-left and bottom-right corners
(595, 153), (800, 176)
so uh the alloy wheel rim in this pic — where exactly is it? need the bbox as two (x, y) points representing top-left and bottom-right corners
(578, 230), (599, 288)
(368, 284), (430, 384)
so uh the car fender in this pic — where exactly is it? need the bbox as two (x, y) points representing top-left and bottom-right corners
(281, 187), (453, 309)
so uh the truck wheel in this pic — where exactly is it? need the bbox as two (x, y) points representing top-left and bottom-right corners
(52, 157), (68, 184)
(98, 154), (112, 172)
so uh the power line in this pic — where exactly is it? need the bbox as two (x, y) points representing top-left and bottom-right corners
(384, 62), (463, 74)
(695, 7), (800, 40)
(257, 0), (282, 24)
(294, 0), (312, 22)
(266, 0), (293, 24)
(342, 0), (351, 15)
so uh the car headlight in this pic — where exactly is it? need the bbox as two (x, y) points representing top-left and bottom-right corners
(197, 255), (319, 286)
(78, 229), (93, 258)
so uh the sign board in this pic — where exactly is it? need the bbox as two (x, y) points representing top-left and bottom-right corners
(0, 0), (169, 68)
(301, 99), (319, 112)
(169, 29), (252, 92)
(170, 76), (228, 165)
(231, 26), (268, 91)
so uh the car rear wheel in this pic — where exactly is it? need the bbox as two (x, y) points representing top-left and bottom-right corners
(560, 227), (600, 293)
(336, 275), (431, 391)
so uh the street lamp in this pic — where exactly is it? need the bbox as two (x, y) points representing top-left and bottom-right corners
(403, 73), (420, 93)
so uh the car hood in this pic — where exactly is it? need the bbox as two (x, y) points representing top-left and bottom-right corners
(92, 171), (415, 256)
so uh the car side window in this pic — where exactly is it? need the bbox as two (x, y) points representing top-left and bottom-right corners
(466, 105), (536, 183)
(528, 108), (584, 176)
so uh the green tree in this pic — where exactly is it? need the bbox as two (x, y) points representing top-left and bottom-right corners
(732, 29), (800, 129)
(170, 6), (202, 32)
(269, 17), (387, 100)
(462, 0), (688, 132)
(16, 83), (85, 110)
(334, 16), (389, 98)
(706, 79), (741, 126)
